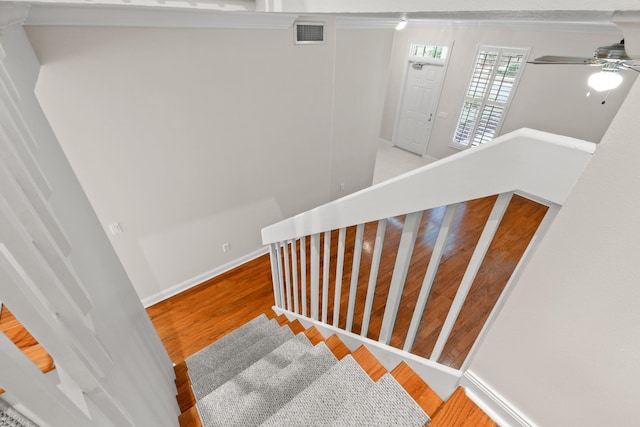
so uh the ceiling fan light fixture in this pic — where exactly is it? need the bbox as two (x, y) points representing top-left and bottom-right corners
(395, 19), (408, 31)
(588, 70), (623, 92)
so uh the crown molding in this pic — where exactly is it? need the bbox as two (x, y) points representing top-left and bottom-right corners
(336, 16), (396, 30)
(408, 18), (621, 34)
(25, 4), (298, 30)
(0, 4), (30, 31)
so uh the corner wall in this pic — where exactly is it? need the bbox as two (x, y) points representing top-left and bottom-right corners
(468, 70), (640, 426)
(26, 22), (393, 302)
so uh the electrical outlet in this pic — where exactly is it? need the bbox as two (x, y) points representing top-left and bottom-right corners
(222, 242), (231, 253)
(108, 222), (123, 235)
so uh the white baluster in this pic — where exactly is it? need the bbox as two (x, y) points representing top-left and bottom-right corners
(379, 211), (423, 345)
(274, 242), (285, 309)
(291, 239), (299, 314)
(321, 230), (331, 323)
(346, 224), (364, 332)
(300, 236), (307, 317)
(404, 203), (460, 351)
(430, 193), (513, 362)
(332, 227), (346, 327)
(268, 243), (283, 308)
(0, 156), (88, 313)
(310, 233), (320, 320)
(0, 332), (92, 427)
(361, 219), (387, 337)
(282, 241), (292, 311)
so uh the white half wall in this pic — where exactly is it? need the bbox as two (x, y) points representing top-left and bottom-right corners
(381, 22), (636, 160)
(26, 22), (392, 301)
(468, 73), (640, 425)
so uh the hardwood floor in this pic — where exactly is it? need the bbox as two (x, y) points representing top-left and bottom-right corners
(146, 254), (277, 365)
(0, 306), (55, 372)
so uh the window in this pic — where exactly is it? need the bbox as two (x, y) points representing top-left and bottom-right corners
(410, 43), (449, 60)
(452, 46), (528, 149)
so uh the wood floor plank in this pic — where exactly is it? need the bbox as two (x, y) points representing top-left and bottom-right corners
(0, 307), (54, 376)
(391, 361), (443, 417)
(173, 362), (196, 413)
(178, 406), (202, 427)
(351, 345), (387, 381)
(429, 387), (498, 427)
(303, 326), (325, 346)
(324, 335), (351, 360)
(146, 253), (276, 365)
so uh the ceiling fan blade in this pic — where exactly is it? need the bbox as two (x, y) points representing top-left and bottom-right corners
(528, 55), (598, 65)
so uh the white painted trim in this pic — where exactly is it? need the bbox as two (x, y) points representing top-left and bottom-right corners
(273, 306), (462, 400)
(141, 246), (268, 308)
(460, 370), (536, 427)
(336, 16), (397, 30)
(0, 4), (29, 31)
(409, 19), (621, 34)
(25, 5), (298, 30)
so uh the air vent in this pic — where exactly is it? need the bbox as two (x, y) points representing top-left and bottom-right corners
(294, 22), (324, 45)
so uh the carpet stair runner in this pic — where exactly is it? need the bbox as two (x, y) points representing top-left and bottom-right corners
(176, 313), (498, 427)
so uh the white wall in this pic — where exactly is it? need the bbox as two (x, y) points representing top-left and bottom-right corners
(26, 23), (392, 302)
(469, 73), (640, 425)
(330, 28), (393, 200)
(1, 20), (176, 426)
(381, 22), (636, 159)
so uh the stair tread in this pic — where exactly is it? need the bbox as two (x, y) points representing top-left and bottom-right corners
(186, 317), (277, 380)
(429, 387), (499, 427)
(351, 345), (387, 381)
(391, 361), (444, 417)
(195, 333), (312, 406)
(178, 405), (202, 427)
(303, 326), (325, 345)
(197, 342), (337, 426)
(261, 355), (374, 426)
(330, 373), (430, 427)
(190, 325), (294, 400)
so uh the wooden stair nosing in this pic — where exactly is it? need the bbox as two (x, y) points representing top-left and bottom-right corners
(390, 361), (444, 417)
(428, 387), (499, 427)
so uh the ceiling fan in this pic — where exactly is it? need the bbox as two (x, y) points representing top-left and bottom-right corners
(528, 40), (640, 92)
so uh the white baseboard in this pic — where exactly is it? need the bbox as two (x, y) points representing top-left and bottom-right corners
(378, 137), (394, 147)
(141, 247), (269, 308)
(460, 371), (536, 427)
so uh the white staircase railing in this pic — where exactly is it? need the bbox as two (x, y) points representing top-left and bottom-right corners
(262, 128), (595, 398)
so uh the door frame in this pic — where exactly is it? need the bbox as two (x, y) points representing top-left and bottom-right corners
(392, 40), (454, 157)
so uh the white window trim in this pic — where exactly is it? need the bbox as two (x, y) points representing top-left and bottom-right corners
(450, 45), (530, 150)
(407, 41), (451, 65)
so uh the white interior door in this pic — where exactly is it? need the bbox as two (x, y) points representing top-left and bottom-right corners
(394, 62), (445, 156)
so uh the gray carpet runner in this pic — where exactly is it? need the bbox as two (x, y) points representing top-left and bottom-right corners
(186, 315), (430, 427)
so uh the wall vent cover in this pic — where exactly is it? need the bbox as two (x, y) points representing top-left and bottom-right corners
(295, 22), (325, 44)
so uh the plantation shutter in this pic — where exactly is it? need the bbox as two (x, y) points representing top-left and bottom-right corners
(452, 46), (528, 149)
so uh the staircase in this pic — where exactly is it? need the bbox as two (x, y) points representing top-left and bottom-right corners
(177, 313), (497, 426)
